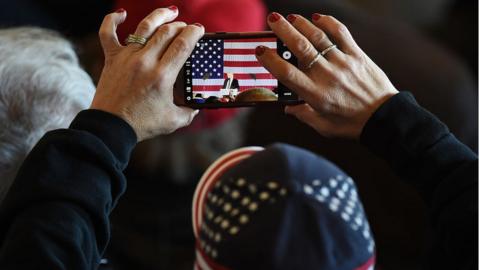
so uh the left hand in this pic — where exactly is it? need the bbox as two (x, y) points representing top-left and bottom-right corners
(255, 13), (399, 139)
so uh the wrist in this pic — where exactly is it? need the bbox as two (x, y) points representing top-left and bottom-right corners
(90, 98), (145, 141)
(353, 90), (399, 140)
(70, 109), (138, 161)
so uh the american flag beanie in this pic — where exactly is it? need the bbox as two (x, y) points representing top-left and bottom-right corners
(192, 143), (376, 270)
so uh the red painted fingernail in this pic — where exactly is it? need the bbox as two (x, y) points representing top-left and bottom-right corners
(194, 23), (203, 28)
(268, 12), (281, 23)
(255, 46), (266, 56)
(115, 8), (125, 13)
(287, 14), (297, 23)
(168, 5), (178, 12)
(312, 13), (323, 21)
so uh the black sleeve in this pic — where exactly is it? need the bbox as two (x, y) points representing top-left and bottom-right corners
(360, 92), (478, 269)
(0, 110), (137, 270)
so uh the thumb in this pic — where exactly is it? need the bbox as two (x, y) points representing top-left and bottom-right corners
(176, 106), (199, 128)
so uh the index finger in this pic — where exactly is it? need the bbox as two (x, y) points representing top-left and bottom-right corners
(255, 46), (317, 102)
(267, 12), (329, 69)
(158, 23), (205, 76)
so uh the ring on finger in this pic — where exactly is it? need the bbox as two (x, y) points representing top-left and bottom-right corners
(125, 34), (148, 46)
(307, 44), (337, 69)
(320, 44), (337, 56)
(306, 52), (322, 69)
(306, 44), (338, 69)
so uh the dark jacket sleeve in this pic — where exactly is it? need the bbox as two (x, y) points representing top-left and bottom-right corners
(360, 92), (478, 270)
(0, 109), (137, 270)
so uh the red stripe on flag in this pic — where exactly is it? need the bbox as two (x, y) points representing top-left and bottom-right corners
(224, 61), (263, 67)
(224, 74), (275, 79)
(227, 38), (277, 43)
(193, 85), (224, 91)
(193, 85), (276, 92)
(224, 49), (257, 55)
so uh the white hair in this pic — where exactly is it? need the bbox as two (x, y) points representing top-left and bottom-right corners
(0, 27), (95, 202)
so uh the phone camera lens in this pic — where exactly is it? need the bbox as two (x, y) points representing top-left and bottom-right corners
(282, 51), (292, 60)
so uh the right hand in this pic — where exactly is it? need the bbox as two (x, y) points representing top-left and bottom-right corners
(90, 7), (204, 141)
(256, 13), (399, 139)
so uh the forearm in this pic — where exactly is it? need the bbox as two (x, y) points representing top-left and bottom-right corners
(0, 110), (136, 269)
(360, 91), (478, 268)
(360, 92), (477, 200)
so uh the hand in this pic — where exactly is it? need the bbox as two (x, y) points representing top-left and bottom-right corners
(90, 7), (204, 141)
(255, 13), (399, 139)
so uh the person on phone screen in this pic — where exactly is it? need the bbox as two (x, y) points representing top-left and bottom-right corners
(223, 73), (240, 91)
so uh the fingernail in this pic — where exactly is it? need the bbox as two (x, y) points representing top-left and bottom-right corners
(194, 23), (203, 28)
(115, 8), (126, 13)
(312, 13), (323, 21)
(286, 14), (297, 23)
(168, 5), (178, 12)
(268, 12), (281, 23)
(255, 46), (266, 56)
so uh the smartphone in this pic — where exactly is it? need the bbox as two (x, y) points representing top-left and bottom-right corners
(174, 31), (303, 108)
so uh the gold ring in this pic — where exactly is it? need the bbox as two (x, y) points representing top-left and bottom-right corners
(125, 34), (148, 46)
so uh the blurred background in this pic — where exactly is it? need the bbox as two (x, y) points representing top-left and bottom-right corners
(0, 0), (477, 269)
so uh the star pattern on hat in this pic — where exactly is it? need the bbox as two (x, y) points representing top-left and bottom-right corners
(199, 178), (288, 259)
(302, 174), (375, 254)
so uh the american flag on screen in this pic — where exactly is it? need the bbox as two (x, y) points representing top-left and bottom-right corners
(191, 38), (278, 94)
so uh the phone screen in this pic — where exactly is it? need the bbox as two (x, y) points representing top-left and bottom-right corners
(182, 32), (300, 107)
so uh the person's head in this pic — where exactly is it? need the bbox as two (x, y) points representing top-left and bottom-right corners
(226, 73), (234, 80)
(193, 144), (375, 270)
(0, 27), (95, 202)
